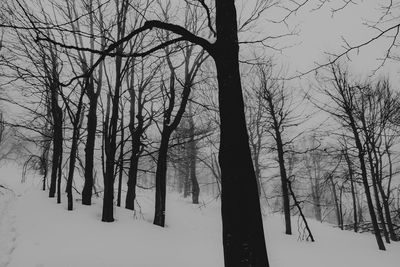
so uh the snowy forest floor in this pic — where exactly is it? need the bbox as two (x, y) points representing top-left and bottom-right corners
(0, 164), (399, 267)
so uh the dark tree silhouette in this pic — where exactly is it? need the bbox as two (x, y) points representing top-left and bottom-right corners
(316, 63), (386, 250)
(6, 0), (270, 265)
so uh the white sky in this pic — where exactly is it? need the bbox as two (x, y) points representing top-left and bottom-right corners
(258, 0), (400, 82)
(236, 0), (400, 140)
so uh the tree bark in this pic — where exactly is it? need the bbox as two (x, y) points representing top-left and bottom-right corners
(82, 0), (104, 206)
(153, 131), (171, 226)
(188, 103), (199, 204)
(49, 89), (63, 198)
(214, 1), (269, 265)
(275, 131), (291, 234)
(125, 71), (142, 210)
(82, 95), (99, 205)
(117, 109), (124, 207)
(348, 116), (385, 250)
(57, 148), (62, 204)
(266, 93), (291, 235)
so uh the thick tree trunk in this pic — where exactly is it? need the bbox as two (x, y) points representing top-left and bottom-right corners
(82, 5), (104, 205)
(102, 94), (119, 222)
(125, 107), (141, 211)
(102, 93), (119, 221)
(125, 153), (139, 210)
(49, 130), (61, 197)
(153, 56), (193, 224)
(66, 128), (79, 211)
(49, 145), (58, 197)
(101, 0), (128, 222)
(49, 106), (63, 198)
(153, 132), (171, 227)
(82, 96), (98, 205)
(102, 88), (119, 220)
(214, 1), (269, 265)
(102, 171), (114, 222)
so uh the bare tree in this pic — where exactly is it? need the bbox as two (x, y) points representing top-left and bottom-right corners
(3, 0), (271, 264)
(253, 62), (294, 234)
(315, 63), (386, 250)
(125, 56), (160, 211)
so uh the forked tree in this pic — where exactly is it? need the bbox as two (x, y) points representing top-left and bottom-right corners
(10, 0), (270, 265)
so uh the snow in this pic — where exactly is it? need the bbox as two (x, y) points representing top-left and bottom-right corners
(1, 164), (399, 267)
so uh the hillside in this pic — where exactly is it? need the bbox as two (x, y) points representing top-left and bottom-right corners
(0, 164), (399, 267)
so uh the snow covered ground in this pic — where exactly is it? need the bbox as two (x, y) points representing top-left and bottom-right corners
(1, 164), (399, 267)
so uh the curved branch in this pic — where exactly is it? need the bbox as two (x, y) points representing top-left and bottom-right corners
(197, 0), (216, 37)
(143, 20), (213, 53)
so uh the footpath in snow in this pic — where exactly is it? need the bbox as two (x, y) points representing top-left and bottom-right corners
(0, 164), (399, 267)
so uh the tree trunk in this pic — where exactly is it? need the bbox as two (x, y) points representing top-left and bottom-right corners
(213, 1), (269, 265)
(329, 174), (341, 228)
(41, 133), (50, 191)
(101, 0), (128, 222)
(66, 127), (80, 211)
(117, 111), (124, 207)
(102, 172), (114, 222)
(346, 154), (358, 232)
(349, 117), (385, 250)
(65, 86), (86, 211)
(125, 97), (141, 210)
(373, 148), (397, 241)
(276, 135), (291, 234)
(188, 111), (199, 204)
(339, 185), (344, 230)
(57, 148), (62, 204)
(102, 89), (120, 221)
(126, 152), (139, 210)
(153, 131), (171, 227)
(49, 104), (63, 198)
(365, 143), (390, 244)
(268, 100), (291, 235)
(383, 135), (397, 241)
(378, 181), (397, 241)
(82, 96), (98, 205)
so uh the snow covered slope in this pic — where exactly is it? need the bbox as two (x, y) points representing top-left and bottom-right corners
(1, 165), (399, 267)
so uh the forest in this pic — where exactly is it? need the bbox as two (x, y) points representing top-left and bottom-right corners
(0, 0), (399, 267)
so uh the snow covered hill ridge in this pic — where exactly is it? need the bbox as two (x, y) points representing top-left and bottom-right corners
(0, 164), (399, 267)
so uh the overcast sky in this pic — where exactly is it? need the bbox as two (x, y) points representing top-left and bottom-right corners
(263, 1), (400, 82)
